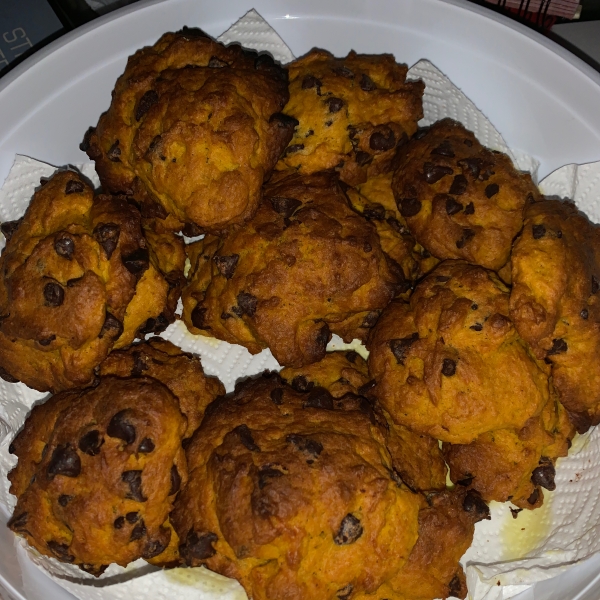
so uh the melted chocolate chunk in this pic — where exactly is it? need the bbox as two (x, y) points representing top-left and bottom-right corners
(122, 248), (150, 276)
(270, 388), (284, 405)
(270, 196), (302, 218)
(180, 531), (218, 563)
(531, 459), (556, 491)
(138, 438), (155, 453)
(456, 228), (475, 249)
(191, 305), (208, 330)
(362, 204), (385, 221)
(126, 512), (139, 523)
(463, 490), (490, 521)
(1, 218), (23, 241)
(47, 445), (81, 478)
(130, 519), (147, 541)
(208, 56), (228, 68)
(65, 179), (85, 195)
(337, 584), (354, 600)
(269, 112), (299, 129)
(107, 410), (136, 445)
(43, 282), (64, 307)
(446, 196), (463, 216)
(54, 235), (74, 260)
(389, 333), (419, 365)
(485, 183), (499, 198)
(99, 312), (123, 340)
(334, 514), (363, 545)
(0, 366), (18, 384)
(326, 97), (344, 113)
(315, 323), (330, 354)
(79, 126), (94, 152)
(78, 430), (103, 456)
(441, 358), (457, 376)
(398, 197), (422, 218)
(38, 335), (56, 346)
(464, 202), (475, 215)
(547, 338), (568, 356)
(122, 470), (146, 502)
(107, 141), (121, 162)
(213, 254), (240, 280)
(258, 465), (284, 489)
(142, 537), (168, 559)
(170, 465), (181, 495)
(234, 424), (261, 452)
(457, 157), (483, 178)
(527, 488), (540, 505)
(8, 512), (28, 530)
(302, 75), (322, 90)
(291, 375), (314, 393)
(236, 292), (258, 317)
(303, 386), (334, 410)
(369, 129), (396, 152)
(135, 90), (159, 121)
(470, 323), (483, 332)
(360, 73), (376, 91)
(449, 174), (468, 195)
(93, 223), (120, 260)
(114, 516), (125, 529)
(423, 162), (453, 183)
(58, 495), (73, 507)
(47, 541), (74, 562)
(532, 224), (546, 239)
(361, 311), (380, 328)
(355, 151), (372, 166)
(449, 574), (463, 597)
(432, 140), (455, 158)
(332, 65), (354, 78)
(286, 434), (323, 459)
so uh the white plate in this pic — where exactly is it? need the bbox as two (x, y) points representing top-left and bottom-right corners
(1, 1), (600, 599)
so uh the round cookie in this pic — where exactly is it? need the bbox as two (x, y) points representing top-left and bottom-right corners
(392, 118), (539, 270)
(276, 49), (424, 185)
(510, 197), (600, 433)
(171, 374), (422, 600)
(7, 376), (187, 575)
(0, 171), (169, 392)
(368, 260), (551, 444)
(182, 171), (404, 367)
(82, 29), (293, 233)
(100, 337), (225, 439)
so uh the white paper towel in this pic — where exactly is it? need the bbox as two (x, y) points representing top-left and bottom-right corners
(1, 9), (600, 600)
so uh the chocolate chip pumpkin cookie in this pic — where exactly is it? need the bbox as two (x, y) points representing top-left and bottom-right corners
(182, 171), (403, 367)
(276, 49), (424, 185)
(83, 29), (293, 233)
(392, 118), (539, 270)
(510, 197), (600, 433)
(7, 376), (187, 575)
(0, 171), (169, 392)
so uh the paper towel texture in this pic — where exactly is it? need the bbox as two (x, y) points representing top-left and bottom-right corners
(1, 9), (600, 600)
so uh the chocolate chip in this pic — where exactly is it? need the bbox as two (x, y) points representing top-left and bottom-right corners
(122, 470), (146, 502)
(286, 434), (323, 459)
(140, 199), (168, 220)
(122, 248), (150, 276)
(432, 140), (455, 158)
(332, 65), (354, 78)
(334, 514), (363, 545)
(446, 196), (463, 216)
(78, 430), (103, 456)
(65, 179), (85, 195)
(449, 574), (462, 597)
(236, 292), (258, 317)
(220, 312), (232, 320)
(469, 323), (483, 331)
(479, 168), (495, 182)
(130, 519), (147, 541)
(99, 312), (123, 339)
(54, 235), (75, 260)
(398, 197), (422, 217)
(423, 162), (453, 183)
(212, 254), (240, 280)
(361, 204), (384, 222)
(302, 75), (322, 90)
(138, 438), (155, 453)
(8, 512), (28, 530)
(190, 304), (209, 330)
(47, 541), (74, 562)
(547, 338), (568, 356)
(370, 129), (396, 152)
(456, 228), (475, 249)
(449, 174), (468, 195)
(527, 488), (540, 505)
(208, 56), (228, 68)
(291, 376), (313, 393)
(79, 126), (94, 152)
(234, 424), (260, 452)
(303, 386), (334, 410)
(135, 90), (159, 121)
(510, 507), (523, 519)
(0, 366), (18, 384)
(107, 140), (121, 162)
(581, 308), (589, 320)
(531, 459), (555, 491)
(532, 224), (546, 239)
(114, 516), (125, 529)
(345, 351), (359, 363)
(441, 358), (457, 376)
(457, 475), (474, 486)
(463, 490), (490, 521)
(270, 196), (302, 218)
(464, 202), (475, 215)
(8, 441), (16, 454)
(361, 311), (380, 328)
(414, 127), (429, 140)
(270, 388), (284, 405)
(43, 282), (64, 307)
(592, 276), (599, 294)
(355, 151), (372, 166)
(93, 223), (120, 259)
(39, 335), (56, 346)
(142, 537), (168, 559)
(269, 112), (299, 129)
(485, 183), (499, 198)
(457, 157), (482, 178)
(258, 465), (284, 489)
(180, 531), (218, 563)
(107, 410), (136, 445)
(389, 333), (419, 365)
(47, 445), (81, 478)
(1, 218), (23, 242)
(337, 584), (354, 600)
(170, 465), (181, 495)
(58, 495), (73, 507)
(126, 512), (139, 523)
(326, 97), (344, 113)
(360, 73), (376, 91)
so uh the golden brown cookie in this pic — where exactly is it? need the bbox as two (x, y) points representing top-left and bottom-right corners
(280, 351), (447, 492)
(276, 49), (424, 185)
(7, 376), (187, 575)
(510, 198), (600, 433)
(0, 171), (169, 392)
(99, 337), (224, 439)
(82, 29), (293, 233)
(368, 260), (550, 444)
(443, 393), (574, 509)
(182, 171), (403, 367)
(171, 374), (421, 600)
(392, 118), (539, 270)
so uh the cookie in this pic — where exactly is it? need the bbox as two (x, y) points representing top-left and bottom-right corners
(182, 171), (403, 367)
(82, 30), (293, 233)
(0, 171), (169, 392)
(392, 119), (539, 270)
(7, 376), (187, 575)
(277, 49), (424, 185)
